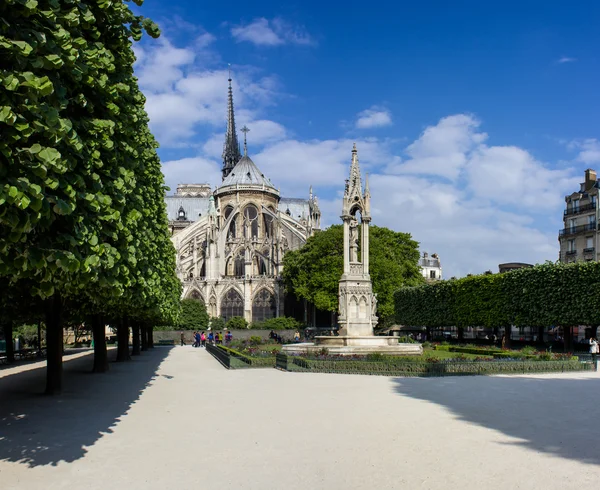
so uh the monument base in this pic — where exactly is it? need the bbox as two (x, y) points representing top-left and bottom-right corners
(281, 336), (423, 356)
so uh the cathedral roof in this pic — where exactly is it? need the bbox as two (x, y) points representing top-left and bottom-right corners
(220, 155), (277, 190)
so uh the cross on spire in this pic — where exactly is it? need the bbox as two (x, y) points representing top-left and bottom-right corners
(240, 125), (250, 156)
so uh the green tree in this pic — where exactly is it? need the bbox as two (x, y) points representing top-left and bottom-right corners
(226, 316), (248, 330)
(283, 225), (423, 326)
(178, 299), (209, 330)
(209, 317), (226, 331)
(0, 0), (172, 392)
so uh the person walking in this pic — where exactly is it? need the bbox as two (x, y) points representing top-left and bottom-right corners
(590, 337), (598, 363)
(180, 331), (185, 346)
(201, 331), (206, 348)
(208, 331), (214, 345)
(294, 330), (300, 342)
(225, 330), (232, 345)
(194, 331), (201, 348)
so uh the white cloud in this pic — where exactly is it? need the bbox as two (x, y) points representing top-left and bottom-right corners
(390, 114), (486, 180)
(162, 157), (221, 194)
(557, 56), (576, 64)
(230, 17), (315, 46)
(569, 138), (600, 165)
(134, 31), (588, 278)
(355, 107), (392, 129)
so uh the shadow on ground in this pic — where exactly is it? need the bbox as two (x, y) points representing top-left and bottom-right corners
(391, 374), (600, 466)
(0, 347), (172, 468)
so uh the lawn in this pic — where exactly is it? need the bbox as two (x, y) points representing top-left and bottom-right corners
(422, 348), (493, 360)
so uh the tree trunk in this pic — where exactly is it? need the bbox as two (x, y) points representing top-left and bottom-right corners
(37, 320), (43, 357)
(91, 314), (109, 373)
(564, 325), (573, 353)
(141, 324), (149, 351)
(504, 325), (511, 349)
(148, 325), (154, 349)
(426, 326), (432, 342)
(3, 321), (14, 364)
(45, 294), (63, 395)
(116, 317), (130, 362)
(537, 325), (545, 347)
(457, 327), (464, 343)
(131, 322), (141, 356)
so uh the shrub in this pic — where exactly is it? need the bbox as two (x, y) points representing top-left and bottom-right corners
(422, 341), (432, 349)
(252, 316), (301, 330)
(521, 346), (537, 355)
(210, 317), (226, 331)
(249, 335), (263, 346)
(366, 352), (386, 362)
(226, 316), (248, 330)
(398, 335), (417, 344)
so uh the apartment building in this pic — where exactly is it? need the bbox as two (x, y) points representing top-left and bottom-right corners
(558, 169), (599, 263)
(419, 252), (442, 281)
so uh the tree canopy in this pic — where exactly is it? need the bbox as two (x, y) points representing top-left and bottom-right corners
(283, 225), (423, 326)
(0, 0), (179, 392)
(178, 299), (209, 330)
(394, 261), (600, 349)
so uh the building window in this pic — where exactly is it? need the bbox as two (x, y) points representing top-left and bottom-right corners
(568, 239), (576, 252)
(588, 214), (595, 225)
(221, 289), (244, 321)
(429, 270), (436, 279)
(252, 289), (276, 322)
(573, 199), (580, 211)
(569, 218), (576, 231)
(587, 236), (594, 249)
(244, 205), (259, 238)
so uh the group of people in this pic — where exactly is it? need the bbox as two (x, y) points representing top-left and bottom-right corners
(180, 330), (233, 348)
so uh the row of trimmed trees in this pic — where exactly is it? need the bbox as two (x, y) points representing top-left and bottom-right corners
(394, 261), (600, 351)
(0, 0), (181, 393)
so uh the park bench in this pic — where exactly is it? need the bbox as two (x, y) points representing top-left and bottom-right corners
(157, 339), (176, 346)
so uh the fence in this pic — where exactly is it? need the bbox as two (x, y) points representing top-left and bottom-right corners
(275, 353), (594, 377)
(206, 344), (276, 369)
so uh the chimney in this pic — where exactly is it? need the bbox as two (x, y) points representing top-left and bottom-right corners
(585, 169), (597, 191)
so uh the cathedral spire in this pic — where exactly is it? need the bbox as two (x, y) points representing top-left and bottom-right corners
(222, 70), (242, 180)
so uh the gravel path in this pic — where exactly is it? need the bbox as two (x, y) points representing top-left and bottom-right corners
(1, 346), (599, 490)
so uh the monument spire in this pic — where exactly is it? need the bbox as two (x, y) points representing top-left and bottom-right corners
(222, 67), (242, 180)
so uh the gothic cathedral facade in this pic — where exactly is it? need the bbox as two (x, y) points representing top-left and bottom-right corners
(165, 77), (321, 324)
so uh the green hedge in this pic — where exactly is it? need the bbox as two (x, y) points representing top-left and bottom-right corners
(276, 354), (591, 376)
(216, 345), (275, 368)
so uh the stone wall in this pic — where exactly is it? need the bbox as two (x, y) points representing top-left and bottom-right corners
(153, 329), (298, 343)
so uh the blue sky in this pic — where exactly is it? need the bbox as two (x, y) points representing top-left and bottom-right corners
(133, 0), (600, 277)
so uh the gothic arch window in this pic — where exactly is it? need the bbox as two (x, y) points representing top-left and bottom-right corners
(226, 257), (234, 276)
(359, 296), (368, 319)
(263, 212), (274, 238)
(190, 290), (202, 301)
(208, 296), (217, 317)
(253, 256), (267, 275)
(224, 205), (234, 221)
(234, 253), (245, 277)
(221, 289), (244, 321)
(252, 289), (276, 322)
(349, 295), (358, 319)
(228, 218), (236, 239)
(244, 205), (259, 238)
(199, 261), (206, 278)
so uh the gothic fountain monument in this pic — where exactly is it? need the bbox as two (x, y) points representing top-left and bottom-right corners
(283, 144), (423, 356)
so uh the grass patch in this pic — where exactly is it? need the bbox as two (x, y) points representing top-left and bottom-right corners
(422, 348), (492, 360)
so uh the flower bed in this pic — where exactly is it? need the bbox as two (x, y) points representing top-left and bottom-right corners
(215, 345), (276, 368)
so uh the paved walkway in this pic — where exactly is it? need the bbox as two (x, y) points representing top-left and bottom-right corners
(1, 347), (599, 490)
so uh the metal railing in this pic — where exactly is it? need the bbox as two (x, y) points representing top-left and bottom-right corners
(206, 344), (230, 368)
(583, 247), (595, 254)
(559, 223), (597, 237)
(564, 203), (596, 216)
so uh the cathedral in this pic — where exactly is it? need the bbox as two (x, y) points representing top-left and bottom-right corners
(165, 77), (321, 324)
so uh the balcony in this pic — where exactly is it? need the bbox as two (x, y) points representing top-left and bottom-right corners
(565, 250), (577, 256)
(583, 247), (595, 254)
(559, 222), (597, 237)
(564, 203), (596, 216)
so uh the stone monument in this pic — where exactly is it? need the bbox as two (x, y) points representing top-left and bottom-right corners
(283, 145), (422, 356)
